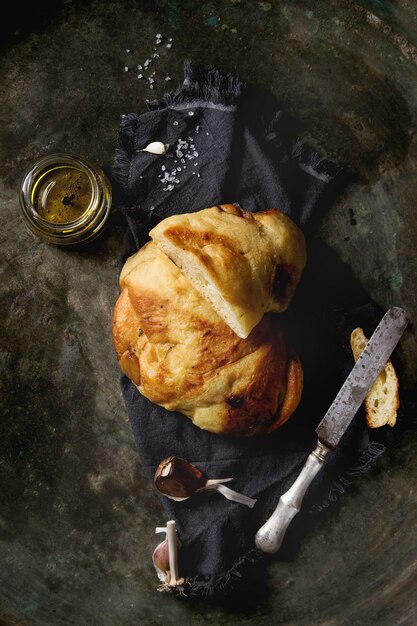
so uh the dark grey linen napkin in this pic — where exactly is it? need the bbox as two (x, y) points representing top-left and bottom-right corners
(111, 60), (408, 604)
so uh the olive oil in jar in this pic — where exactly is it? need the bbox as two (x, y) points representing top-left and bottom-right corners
(20, 153), (112, 245)
(32, 165), (93, 224)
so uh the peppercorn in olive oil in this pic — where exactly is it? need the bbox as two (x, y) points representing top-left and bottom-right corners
(31, 165), (93, 224)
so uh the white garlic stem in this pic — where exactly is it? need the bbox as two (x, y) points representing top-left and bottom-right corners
(154, 523), (181, 587)
(207, 483), (257, 508)
(166, 520), (179, 587)
(205, 478), (233, 487)
(139, 141), (168, 155)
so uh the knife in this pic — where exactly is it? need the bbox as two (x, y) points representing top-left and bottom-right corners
(255, 306), (408, 554)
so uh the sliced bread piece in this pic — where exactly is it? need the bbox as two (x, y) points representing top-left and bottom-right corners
(149, 204), (306, 339)
(350, 326), (399, 428)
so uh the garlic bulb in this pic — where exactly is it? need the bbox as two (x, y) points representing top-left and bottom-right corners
(154, 456), (257, 508)
(139, 141), (168, 155)
(153, 520), (184, 589)
(152, 538), (170, 583)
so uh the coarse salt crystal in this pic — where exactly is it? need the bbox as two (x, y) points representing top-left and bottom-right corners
(173, 121), (179, 126)
(188, 111), (195, 116)
(124, 66), (129, 72)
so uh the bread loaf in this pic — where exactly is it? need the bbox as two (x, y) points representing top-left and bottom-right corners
(350, 327), (399, 428)
(113, 241), (303, 436)
(149, 204), (306, 339)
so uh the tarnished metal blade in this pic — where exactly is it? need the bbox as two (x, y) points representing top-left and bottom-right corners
(316, 307), (408, 449)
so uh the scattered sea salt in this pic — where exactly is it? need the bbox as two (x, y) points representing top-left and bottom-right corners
(188, 111), (195, 116)
(124, 35), (174, 90)
(173, 121), (179, 126)
(156, 132), (201, 192)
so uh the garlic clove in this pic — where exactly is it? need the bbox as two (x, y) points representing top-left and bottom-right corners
(152, 538), (170, 582)
(154, 457), (257, 508)
(139, 141), (168, 155)
(153, 520), (183, 589)
(154, 456), (206, 500)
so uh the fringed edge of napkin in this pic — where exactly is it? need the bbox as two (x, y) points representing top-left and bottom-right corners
(175, 401), (417, 603)
(113, 59), (348, 226)
(147, 59), (245, 110)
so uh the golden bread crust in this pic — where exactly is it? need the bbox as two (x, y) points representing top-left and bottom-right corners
(149, 204), (306, 338)
(112, 241), (303, 435)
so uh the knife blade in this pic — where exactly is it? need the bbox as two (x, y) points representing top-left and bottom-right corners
(255, 306), (408, 554)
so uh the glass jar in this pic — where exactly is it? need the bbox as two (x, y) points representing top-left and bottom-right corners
(19, 153), (112, 245)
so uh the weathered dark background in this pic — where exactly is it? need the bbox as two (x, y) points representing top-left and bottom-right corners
(1, 1), (416, 624)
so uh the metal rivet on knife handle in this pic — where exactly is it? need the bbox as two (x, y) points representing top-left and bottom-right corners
(255, 306), (408, 555)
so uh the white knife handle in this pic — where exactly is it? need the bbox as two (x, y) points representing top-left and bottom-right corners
(255, 441), (331, 554)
